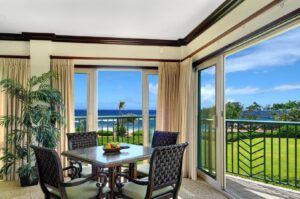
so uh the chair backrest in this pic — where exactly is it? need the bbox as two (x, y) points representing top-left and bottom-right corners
(146, 142), (188, 198)
(31, 145), (64, 192)
(67, 131), (98, 150)
(151, 130), (178, 147)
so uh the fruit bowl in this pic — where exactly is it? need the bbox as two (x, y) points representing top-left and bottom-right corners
(103, 147), (121, 154)
(103, 143), (129, 154)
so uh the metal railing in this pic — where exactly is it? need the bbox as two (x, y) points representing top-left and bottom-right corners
(75, 116), (300, 188)
(75, 115), (156, 145)
(226, 119), (300, 188)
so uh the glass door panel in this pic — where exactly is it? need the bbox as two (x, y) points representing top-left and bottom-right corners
(142, 70), (158, 146)
(148, 74), (158, 144)
(198, 66), (217, 178)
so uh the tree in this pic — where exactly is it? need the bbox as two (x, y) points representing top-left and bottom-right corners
(118, 101), (125, 115)
(286, 108), (300, 121)
(116, 101), (126, 137)
(246, 102), (262, 112)
(226, 102), (243, 119)
(244, 102), (262, 120)
(271, 100), (300, 121)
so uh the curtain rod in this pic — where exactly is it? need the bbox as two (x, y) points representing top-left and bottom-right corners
(75, 64), (158, 70)
(0, 55), (30, 59)
(50, 55), (179, 62)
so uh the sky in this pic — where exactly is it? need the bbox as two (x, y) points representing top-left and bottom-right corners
(74, 71), (158, 110)
(75, 26), (300, 110)
(201, 26), (300, 108)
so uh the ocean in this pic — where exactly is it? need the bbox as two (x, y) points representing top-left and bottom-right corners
(75, 109), (156, 117)
(75, 109), (157, 133)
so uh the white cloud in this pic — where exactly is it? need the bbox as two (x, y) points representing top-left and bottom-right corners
(201, 83), (215, 103)
(149, 83), (158, 95)
(225, 84), (300, 97)
(226, 28), (300, 73)
(272, 84), (300, 91)
(226, 98), (236, 103)
(226, 86), (260, 95)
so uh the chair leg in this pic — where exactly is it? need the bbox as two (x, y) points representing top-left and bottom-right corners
(173, 192), (179, 199)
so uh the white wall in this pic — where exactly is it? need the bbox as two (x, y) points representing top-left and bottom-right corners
(30, 40), (51, 76)
(0, 40), (29, 55)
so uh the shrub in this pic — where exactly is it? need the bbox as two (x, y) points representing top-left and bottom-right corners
(97, 130), (113, 136)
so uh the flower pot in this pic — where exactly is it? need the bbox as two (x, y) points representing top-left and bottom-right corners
(19, 174), (38, 187)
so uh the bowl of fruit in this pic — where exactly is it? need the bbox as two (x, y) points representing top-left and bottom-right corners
(103, 142), (129, 154)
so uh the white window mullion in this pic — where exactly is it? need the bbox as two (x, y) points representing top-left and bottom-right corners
(142, 71), (149, 146)
(87, 69), (98, 131)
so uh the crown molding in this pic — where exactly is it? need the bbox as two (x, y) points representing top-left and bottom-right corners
(50, 55), (180, 62)
(0, 0), (244, 46)
(183, 0), (244, 44)
(192, 7), (299, 67)
(0, 55), (30, 59)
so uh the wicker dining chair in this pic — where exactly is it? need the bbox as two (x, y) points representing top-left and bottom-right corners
(137, 131), (179, 176)
(66, 131), (98, 178)
(31, 145), (109, 199)
(116, 142), (188, 199)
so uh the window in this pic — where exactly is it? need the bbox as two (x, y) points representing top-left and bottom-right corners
(74, 67), (158, 146)
(74, 73), (88, 132)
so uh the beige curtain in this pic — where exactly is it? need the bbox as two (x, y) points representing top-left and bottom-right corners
(179, 58), (197, 180)
(156, 60), (197, 180)
(156, 62), (180, 132)
(0, 58), (30, 180)
(51, 59), (75, 168)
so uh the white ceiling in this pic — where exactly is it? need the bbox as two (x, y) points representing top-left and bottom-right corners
(0, 0), (224, 40)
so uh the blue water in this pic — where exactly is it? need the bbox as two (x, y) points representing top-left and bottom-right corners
(75, 109), (156, 117)
(241, 110), (287, 120)
(75, 109), (157, 132)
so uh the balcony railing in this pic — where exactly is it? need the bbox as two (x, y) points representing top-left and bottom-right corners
(75, 116), (300, 189)
(75, 115), (156, 145)
(226, 119), (300, 189)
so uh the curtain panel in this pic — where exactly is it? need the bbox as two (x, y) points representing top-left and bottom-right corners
(157, 60), (197, 180)
(179, 58), (197, 180)
(0, 58), (30, 180)
(156, 62), (181, 132)
(51, 59), (75, 168)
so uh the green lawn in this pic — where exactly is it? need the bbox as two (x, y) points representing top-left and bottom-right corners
(227, 138), (300, 188)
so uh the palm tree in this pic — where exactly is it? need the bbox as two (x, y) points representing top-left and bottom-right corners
(0, 71), (64, 185)
(116, 101), (126, 138)
(118, 101), (125, 115)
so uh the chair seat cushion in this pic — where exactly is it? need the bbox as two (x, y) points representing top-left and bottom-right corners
(81, 164), (92, 177)
(122, 177), (173, 199)
(73, 163), (92, 177)
(137, 163), (150, 175)
(47, 178), (109, 199)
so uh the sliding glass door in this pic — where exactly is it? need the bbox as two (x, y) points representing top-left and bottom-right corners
(142, 70), (158, 146)
(196, 56), (225, 190)
(198, 65), (217, 178)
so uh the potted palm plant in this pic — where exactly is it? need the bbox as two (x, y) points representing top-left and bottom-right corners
(0, 71), (65, 186)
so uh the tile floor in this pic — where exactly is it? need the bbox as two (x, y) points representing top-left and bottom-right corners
(0, 178), (228, 199)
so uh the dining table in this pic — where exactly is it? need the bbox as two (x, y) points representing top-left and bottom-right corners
(61, 143), (153, 198)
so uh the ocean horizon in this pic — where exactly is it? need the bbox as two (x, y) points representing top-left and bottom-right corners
(75, 109), (157, 117)
(75, 109), (157, 132)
